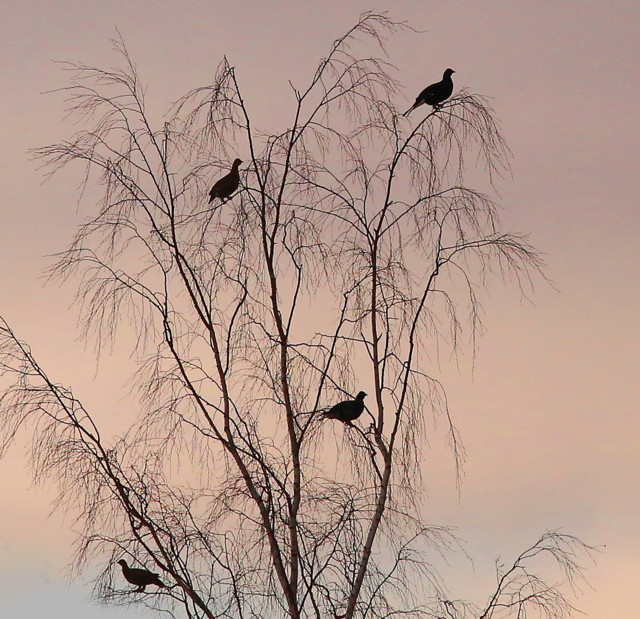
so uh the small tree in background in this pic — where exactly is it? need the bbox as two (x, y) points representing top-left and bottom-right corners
(0, 13), (592, 619)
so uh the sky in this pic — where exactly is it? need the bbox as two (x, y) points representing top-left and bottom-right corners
(1, 1), (639, 617)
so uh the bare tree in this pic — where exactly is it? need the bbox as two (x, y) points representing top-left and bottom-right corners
(0, 13), (593, 619)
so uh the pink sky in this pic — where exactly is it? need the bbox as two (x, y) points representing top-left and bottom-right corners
(1, 1), (639, 617)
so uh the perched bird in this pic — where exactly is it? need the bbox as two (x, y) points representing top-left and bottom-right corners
(208, 158), (243, 204)
(404, 69), (455, 116)
(323, 391), (367, 424)
(117, 559), (166, 592)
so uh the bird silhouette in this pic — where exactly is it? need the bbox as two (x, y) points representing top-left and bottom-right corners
(404, 69), (455, 116)
(117, 559), (166, 592)
(208, 158), (242, 204)
(323, 391), (367, 423)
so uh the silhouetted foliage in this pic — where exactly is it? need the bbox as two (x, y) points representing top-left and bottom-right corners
(0, 12), (593, 619)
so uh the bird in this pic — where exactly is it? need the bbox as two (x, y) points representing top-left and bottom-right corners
(323, 391), (367, 424)
(117, 559), (166, 592)
(404, 69), (455, 116)
(208, 158), (243, 204)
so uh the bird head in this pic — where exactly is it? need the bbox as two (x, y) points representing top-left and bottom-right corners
(356, 391), (367, 400)
(232, 158), (243, 167)
(117, 559), (128, 568)
(444, 68), (455, 77)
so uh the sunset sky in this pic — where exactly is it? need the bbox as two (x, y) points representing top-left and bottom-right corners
(1, 1), (639, 617)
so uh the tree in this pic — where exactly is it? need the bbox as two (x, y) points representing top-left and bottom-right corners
(0, 13), (592, 619)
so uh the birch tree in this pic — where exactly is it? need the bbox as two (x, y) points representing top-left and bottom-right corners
(0, 13), (592, 619)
